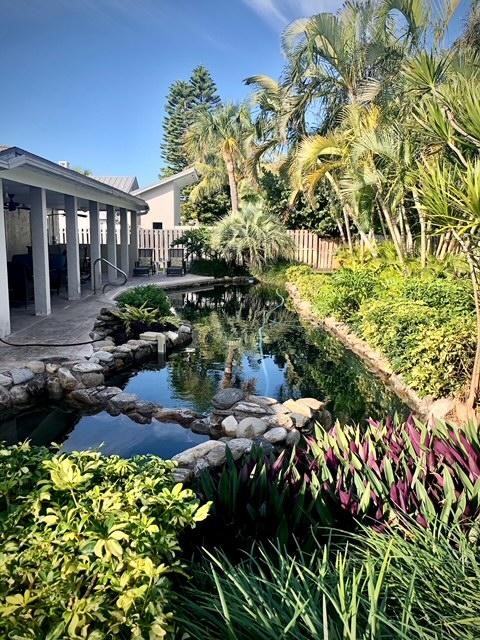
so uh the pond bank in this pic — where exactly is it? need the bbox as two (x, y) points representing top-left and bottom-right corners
(286, 283), (450, 422)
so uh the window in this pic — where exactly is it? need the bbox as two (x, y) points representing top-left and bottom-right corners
(153, 222), (163, 230)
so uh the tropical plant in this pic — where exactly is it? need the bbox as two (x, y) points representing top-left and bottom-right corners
(116, 284), (172, 315)
(113, 302), (163, 335)
(175, 520), (480, 640)
(171, 227), (213, 260)
(210, 204), (295, 270)
(0, 443), (210, 639)
(185, 103), (254, 213)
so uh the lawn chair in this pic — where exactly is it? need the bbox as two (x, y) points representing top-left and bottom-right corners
(166, 247), (185, 276)
(133, 248), (155, 277)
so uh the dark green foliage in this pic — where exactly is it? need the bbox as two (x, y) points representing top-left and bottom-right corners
(161, 80), (194, 173)
(161, 66), (221, 174)
(175, 521), (480, 640)
(0, 443), (209, 639)
(182, 184), (231, 224)
(189, 258), (247, 278)
(116, 284), (172, 316)
(171, 227), (213, 259)
(189, 65), (221, 111)
(260, 170), (338, 234)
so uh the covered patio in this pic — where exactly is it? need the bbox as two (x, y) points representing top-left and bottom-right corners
(0, 146), (148, 337)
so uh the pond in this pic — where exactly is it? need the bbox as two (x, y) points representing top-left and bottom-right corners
(0, 283), (408, 457)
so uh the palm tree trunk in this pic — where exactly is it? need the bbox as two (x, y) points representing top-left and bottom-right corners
(224, 152), (239, 213)
(342, 208), (353, 252)
(376, 193), (405, 266)
(325, 172), (375, 253)
(411, 187), (427, 269)
(454, 233), (480, 409)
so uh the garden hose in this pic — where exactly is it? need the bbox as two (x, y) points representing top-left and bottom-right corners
(0, 336), (103, 348)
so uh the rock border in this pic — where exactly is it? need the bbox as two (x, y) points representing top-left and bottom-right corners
(285, 283), (441, 420)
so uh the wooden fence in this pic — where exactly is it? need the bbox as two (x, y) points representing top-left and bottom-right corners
(287, 230), (340, 271)
(137, 227), (341, 272)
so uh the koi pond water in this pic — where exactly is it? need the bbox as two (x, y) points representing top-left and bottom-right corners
(0, 284), (408, 457)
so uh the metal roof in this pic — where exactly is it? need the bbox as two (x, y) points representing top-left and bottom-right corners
(93, 176), (139, 193)
(133, 166), (198, 196)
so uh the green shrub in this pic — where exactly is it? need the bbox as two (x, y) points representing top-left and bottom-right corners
(171, 228), (212, 259)
(277, 255), (475, 398)
(116, 285), (172, 315)
(0, 443), (210, 639)
(407, 314), (476, 397)
(175, 521), (480, 640)
(190, 258), (247, 278)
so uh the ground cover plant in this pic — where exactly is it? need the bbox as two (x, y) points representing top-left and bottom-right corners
(0, 443), (210, 639)
(277, 255), (475, 399)
(175, 520), (480, 640)
(116, 284), (172, 316)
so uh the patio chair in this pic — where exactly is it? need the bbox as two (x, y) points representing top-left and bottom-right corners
(166, 247), (186, 277)
(133, 248), (155, 277)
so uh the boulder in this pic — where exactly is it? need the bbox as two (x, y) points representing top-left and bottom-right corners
(0, 386), (12, 411)
(212, 387), (245, 410)
(249, 395), (278, 407)
(283, 399), (313, 418)
(206, 442), (227, 467)
(226, 438), (253, 460)
(290, 412), (310, 430)
(172, 467), (193, 484)
(71, 362), (104, 388)
(221, 415), (238, 437)
(58, 367), (81, 392)
(173, 440), (224, 467)
(69, 388), (100, 406)
(10, 385), (30, 406)
(263, 427), (288, 444)
(233, 401), (272, 416)
(237, 417), (268, 439)
(270, 403), (291, 415)
(110, 392), (139, 411)
(264, 413), (294, 430)
(191, 418), (211, 435)
(10, 368), (34, 386)
(297, 397), (325, 411)
(286, 429), (301, 447)
(0, 373), (13, 389)
(154, 407), (200, 425)
(26, 361), (46, 374)
(89, 351), (114, 365)
(47, 378), (63, 400)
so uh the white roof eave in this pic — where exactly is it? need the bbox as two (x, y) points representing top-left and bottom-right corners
(2, 153), (148, 211)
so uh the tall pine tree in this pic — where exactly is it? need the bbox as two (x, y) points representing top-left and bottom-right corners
(160, 66), (221, 175)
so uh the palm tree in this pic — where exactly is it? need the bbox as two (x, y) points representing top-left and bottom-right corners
(185, 103), (253, 213)
(210, 204), (295, 271)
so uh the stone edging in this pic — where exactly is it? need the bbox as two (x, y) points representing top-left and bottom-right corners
(286, 283), (443, 421)
(0, 307), (194, 415)
(171, 390), (333, 483)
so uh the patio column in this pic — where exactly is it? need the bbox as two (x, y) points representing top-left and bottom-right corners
(89, 200), (101, 291)
(119, 207), (129, 275)
(129, 211), (138, 275)
(106, 204), (117, 281)
(30, 186), (51, 315)
(0, 179), (11, 336)
(64, 194), (81, 300)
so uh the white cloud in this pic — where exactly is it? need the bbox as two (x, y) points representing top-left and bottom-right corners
(242, 0), (344, 31)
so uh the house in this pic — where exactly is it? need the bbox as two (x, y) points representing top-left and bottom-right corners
(132, 166), (198, 229)
(0, 145), (148, 337)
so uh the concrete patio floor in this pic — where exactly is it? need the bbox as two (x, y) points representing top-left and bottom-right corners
(0, 273), (217, 368)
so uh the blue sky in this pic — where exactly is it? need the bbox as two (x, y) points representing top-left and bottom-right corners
(0, 0), (471, 187)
